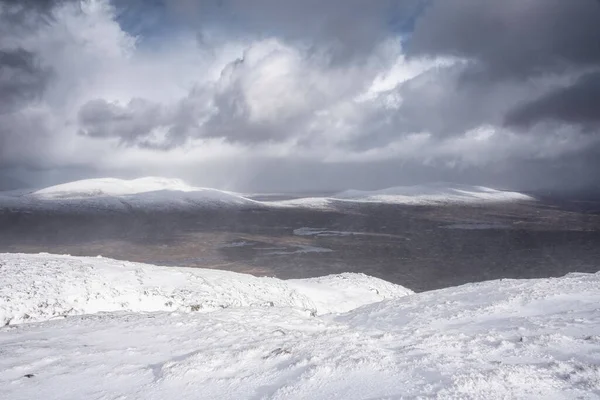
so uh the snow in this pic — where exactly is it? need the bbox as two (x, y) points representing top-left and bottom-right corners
(1, 253), (600, 399)
(0, 253), (409, 326)
(266, 183), (534, 209)
(33, 177), (198, 198)
(294, 227), (358, 237)
(0, 177), (260, 211)
(335, 183), (534, 205)
(269, 197), (335, 209)
(0, 178), (535, 212)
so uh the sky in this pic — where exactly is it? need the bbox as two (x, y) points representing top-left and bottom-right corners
(0, 0), (599, 192)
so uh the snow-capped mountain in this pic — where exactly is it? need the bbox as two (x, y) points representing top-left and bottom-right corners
(33, 177), (199, 198)
(0, 177), (260, 212)
(334, 182), (534, 204)
(1, 253), (599, 399)
(270, 183), (534, 208)
(0, 177), (535, 213)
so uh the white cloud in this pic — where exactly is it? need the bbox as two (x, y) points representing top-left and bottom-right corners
(1, 0), (598, 191)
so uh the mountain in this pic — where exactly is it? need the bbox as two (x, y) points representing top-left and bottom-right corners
(0, 177), (260, 212)
(33, 177), (199, 198)
(0, 177), (535, 212)
(334, 182), (534, 204)
(1, 253), (598, 399)
(270, 182), (534, 208)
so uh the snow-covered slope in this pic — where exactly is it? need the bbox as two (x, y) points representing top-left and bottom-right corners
(0, 253), (411, 326)
(1, 253), (599, 399)
(33, 177), (198, 198)
(334, 183), (534, 204)
(0, 177), (260, 211)
(265, 183), (534, 208)
(0, 178), (534, 212)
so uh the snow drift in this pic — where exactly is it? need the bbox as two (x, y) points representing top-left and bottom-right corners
(0, 253), (412, 326)
(1, 253), (599, 399)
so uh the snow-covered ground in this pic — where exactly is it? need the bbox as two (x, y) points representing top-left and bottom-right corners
(0, 177), (534, 212)
(334, 183), (534, 204)
(1, 253), (599, 399)
(0, 177), (261, 212)
(33, 177), (199, 197)
(0, 253), (408, 326)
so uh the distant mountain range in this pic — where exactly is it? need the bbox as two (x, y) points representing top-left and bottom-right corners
(0, 177), (535, 212)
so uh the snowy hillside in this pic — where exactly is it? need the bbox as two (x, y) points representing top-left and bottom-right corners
(33, 177), (198, 198)
(334, 183), (534, 204)
(268, 183), (534, 209)
(0, 177), (260, 211)
(0, 253), (410, 326)
(1, 254), (600, 399)
(0, 177), (534, 212)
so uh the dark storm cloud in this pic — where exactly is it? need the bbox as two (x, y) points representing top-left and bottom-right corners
(78, 90), (215, 149)
(0, 49), (51, 113)
(78, 95), (206, 150)
(77, 87), (304, 149)
(0, 0), (58, 173)
(1, 0), (65, 9)
(163, 0), (424, 62)
(76, 51), (325, 148)
(505, 71), (600, 129)
(344, 61), (544, 154)
(0, 0), (69, 31)
(0, 0), (56, 114)
(78, 99), (164, 145)
(1, 0), (600, 192)
(386, 65), (507, 136)
(408, 0), (600, 79)
(400, 0), (600, 186)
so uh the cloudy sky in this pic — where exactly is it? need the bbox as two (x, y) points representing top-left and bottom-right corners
(1, 0), (599, 192)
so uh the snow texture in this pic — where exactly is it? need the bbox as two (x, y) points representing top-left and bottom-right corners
(1, 253), (599, 399)
(0, 253), (410, 326)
